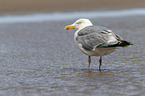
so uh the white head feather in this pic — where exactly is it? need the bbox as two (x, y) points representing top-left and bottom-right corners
(71, 18), (93, 30)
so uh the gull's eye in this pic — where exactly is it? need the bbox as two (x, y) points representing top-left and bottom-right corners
(76, 22), (82, 24)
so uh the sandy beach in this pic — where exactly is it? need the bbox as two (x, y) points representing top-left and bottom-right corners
(0, 0), (145, 14)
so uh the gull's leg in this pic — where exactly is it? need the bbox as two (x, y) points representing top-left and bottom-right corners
(88, 56), (91, 71)
(99, 56), (102, 71)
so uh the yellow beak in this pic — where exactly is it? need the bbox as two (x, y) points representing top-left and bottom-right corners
(65, 25), (75, 30)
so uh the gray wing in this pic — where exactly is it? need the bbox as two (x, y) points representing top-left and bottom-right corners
(76, 26), (120, 51)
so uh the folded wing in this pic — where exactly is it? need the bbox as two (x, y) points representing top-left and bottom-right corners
(76, 26), (132, 51)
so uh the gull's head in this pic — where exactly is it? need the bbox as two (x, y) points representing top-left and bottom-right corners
(65, 18), (93, 30)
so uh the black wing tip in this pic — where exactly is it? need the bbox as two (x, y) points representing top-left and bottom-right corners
(118, 40), (133, 47)
(98, 40), (133, 48)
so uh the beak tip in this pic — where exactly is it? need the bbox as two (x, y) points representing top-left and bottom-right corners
(64, 25), (70, 30)
(64, 27), (68, 30)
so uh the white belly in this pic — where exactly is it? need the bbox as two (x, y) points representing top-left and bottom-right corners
(78, 45), (116, 56)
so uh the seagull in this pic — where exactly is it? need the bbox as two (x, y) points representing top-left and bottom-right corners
(65, 18), (132, 71)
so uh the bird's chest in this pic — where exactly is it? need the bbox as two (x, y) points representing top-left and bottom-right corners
(74, 30), (80, 41)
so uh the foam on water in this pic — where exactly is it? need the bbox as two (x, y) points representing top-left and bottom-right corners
(0, 8), (145, 24)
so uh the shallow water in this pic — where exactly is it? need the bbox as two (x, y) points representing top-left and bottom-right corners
(0, 15), (145, 96)
(0, 8), (145, 24)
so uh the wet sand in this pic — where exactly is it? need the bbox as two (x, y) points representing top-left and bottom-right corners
(0, 15), (145, 95)
(0, 0), (145, 96)
(0, 0), (145, 14)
